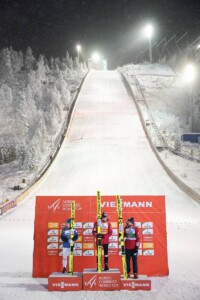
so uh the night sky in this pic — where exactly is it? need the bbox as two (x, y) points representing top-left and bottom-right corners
(0, 0), (200, 69)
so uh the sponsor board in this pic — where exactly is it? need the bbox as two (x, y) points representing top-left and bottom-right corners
(102, 201), (153, 208)
(73, 250), (82, 256)
(142, 222), (153, 228)
(74, 243), (82, 249)
(83, 236), (94, 242)
(83, 250), (94, 256)
(75, 222), (82, 228)
(48, 229), (59, 236)
(109, 235), (118, 242)
(83, 243), (94, 250)
(83, 229), (93, 235)
(112, 229), (118, 235)
(142, 229), (153, 235)
(143, 249), (154, 256)
(83, 271), (121, 291)
(109, 249), (119, 256)
(121, 278), (151, 291)
(47, 236), (59, 243)
(48, 250), (58, 256)
(33, 195), (168, 278)
(143, 243), (154, 249)
(48, 222), (59, 229)
(83, 222), (94, 228)
(108, 243), (118, 249)
(47, 243), (58, 249)
(142, 235), (154, 242)
(48, 273), (82, 291)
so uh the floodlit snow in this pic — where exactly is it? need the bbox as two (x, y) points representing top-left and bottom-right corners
(0, 70), (200, 300)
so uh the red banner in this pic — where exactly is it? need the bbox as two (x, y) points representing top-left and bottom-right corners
(33, 195), (168, 277)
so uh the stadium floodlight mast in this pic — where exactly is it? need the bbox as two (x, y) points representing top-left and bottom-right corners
(144, 24), (153, 63)
(183, 63), (197, 83)
(183, 63), (197, 131)
(76, 44), (81, 64)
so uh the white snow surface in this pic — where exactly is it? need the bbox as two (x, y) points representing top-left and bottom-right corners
(0, 70), (200, 300)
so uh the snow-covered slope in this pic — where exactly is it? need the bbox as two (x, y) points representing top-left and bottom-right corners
(0, 70), (200, 300)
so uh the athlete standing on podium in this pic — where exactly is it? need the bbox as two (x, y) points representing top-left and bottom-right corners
(93, 212), (113, 271)
(60, 218), (78, 273)
(124, 217), (140, 278)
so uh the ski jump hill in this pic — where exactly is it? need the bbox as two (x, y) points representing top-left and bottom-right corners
(0, 70), (200, 300)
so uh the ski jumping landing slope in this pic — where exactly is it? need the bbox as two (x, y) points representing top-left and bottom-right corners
(0, 70), (200, 300)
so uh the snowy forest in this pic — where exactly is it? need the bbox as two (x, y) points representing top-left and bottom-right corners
(0, 47), (87, 169)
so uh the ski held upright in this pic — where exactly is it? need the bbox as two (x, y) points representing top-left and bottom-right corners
(68, 200), (75, 275)
(116, 195), (128, 279)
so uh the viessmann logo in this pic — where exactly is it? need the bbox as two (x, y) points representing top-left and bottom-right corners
(52, 282), (79, 288)
(123, 282), (150, 288)
(48, 199), (60, 211)
(85, 275), (97, 288)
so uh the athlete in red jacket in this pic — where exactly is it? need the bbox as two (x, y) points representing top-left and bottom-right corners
(124, 217), (140, 278)
(93, 212), (113, 271)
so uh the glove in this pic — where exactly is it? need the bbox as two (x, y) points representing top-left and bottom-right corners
(134, 246), (139, 254)
(97, 234), (104, 239)
(69, 239), (74, 245)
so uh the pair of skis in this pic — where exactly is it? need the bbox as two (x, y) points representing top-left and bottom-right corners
(97, 191), (102, 272)
(68, 200), (75, 276)
(116, 195), (128, 279)
(96, 191), (127, 279)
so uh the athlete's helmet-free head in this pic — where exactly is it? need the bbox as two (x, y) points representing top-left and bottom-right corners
(128, 217), (134, 224)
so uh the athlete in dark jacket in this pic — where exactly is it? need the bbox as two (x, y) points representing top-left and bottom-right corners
(124, 217), (140, 278)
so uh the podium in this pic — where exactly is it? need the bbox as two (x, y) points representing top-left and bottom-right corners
(48, 272), (82, 291)
(83, 268), (121, 291)
(121, 275), (151, 291)
(48, 270), (151, 291)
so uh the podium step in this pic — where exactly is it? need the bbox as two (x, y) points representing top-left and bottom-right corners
(121, 274), (151, 291)
(83, 268), (121, 291)
(48, 272), (82, 291)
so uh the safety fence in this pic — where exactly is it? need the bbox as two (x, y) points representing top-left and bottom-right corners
(123, 71), (200, 163)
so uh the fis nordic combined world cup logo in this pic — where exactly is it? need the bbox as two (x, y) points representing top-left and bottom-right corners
(48, 199), (60, 212)
(85, 275), (97, 288)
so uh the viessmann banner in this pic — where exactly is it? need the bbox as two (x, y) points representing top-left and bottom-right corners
(33, 195), (168, 278)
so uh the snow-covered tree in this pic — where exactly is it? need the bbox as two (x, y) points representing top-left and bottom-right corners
(0, 48), (13, 82)
(24, 47), (35, 71)
(10, 47), (23, 73)
(0, 84), (13, 105)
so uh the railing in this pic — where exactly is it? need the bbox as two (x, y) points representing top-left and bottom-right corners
(122, 70), (200, 163)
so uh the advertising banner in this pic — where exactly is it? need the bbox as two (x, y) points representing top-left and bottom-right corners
(33, 195), (168, 277)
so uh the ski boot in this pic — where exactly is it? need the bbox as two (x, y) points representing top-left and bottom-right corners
(62, 267), (66, 273)
(104, 263), (109, 271)
(134, 272), (138, 279)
